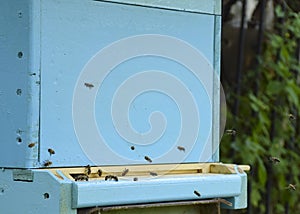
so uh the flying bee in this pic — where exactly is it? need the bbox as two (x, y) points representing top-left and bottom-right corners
(268, 156), (280, 164)
(84, 82), (94, 89)
(144, 156), (152, 163)
(28, 142), (36, 148)
(194, 190), (201, 197)
(43, 160), (52, 167)
(177, 146), (186, 152)
(133, 177), (138, 181)
(97, 169), (102, 177)
(226, 129), (237, 136)
(48, 148), (55, 156)
(75, 174), (89, 181)
(286, 184), (296, 191)
(149, 171), (158, 176)
(288, 113), (296, 121)
(121, 168), (129, 176)
(84, 165), (91, 175)
(105, 175), (118, 181)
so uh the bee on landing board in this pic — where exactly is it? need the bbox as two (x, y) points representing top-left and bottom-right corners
(105, 175), (118, 181)
(84, 165), (91, 175)
(97, 169), (102, 177)
(121, 168), (129, 176)
(75, 174), (89, 181)
(149, 171), (158, 176)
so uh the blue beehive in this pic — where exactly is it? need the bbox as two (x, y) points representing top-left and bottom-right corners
(0, 0), (222, 168)
(0, 0), (248, 213)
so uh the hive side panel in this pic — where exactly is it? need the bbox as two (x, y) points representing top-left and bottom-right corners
(39, 0), (215, 167)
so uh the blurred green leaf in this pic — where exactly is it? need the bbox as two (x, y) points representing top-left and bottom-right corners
(266, 81), (282, 95)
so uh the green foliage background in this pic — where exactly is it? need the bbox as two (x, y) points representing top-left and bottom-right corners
(221, 5), (300, 213)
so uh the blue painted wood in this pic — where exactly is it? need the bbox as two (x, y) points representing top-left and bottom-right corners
(0, 0), (221, 167)
(72, 173), (242, 208)
(0, 169), (75, 214)
(100, 0), (221, 15)
(0, 167), (246, 212)
(0, 0), (40, 168)
(38, 0), (218, 166)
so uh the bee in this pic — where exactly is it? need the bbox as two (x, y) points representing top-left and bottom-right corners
(226, 129), (237, 136)
(84, 82), (94, 89)
(105, 175), (118, 181)
(28, 142), (36, 148)
(177, 146), (186, 152)
(43, 160), (52, 167)
(268, 156), (280, 164)
(286, 184), (296, 191)
(149, 171), (158, 176)
(133, 177), (138, 181)
(48, 148), (55, 156)
(288, 113), (296, 120)
(121, 168), (129, 176)
(144, 156), (152, 163)
(74, 174), (89, 181)
(84, 165), (91, 175)
(194, 190), (201, 197)
(97, 169), (102, 177)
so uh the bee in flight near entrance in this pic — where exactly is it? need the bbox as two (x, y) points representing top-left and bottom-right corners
(225, 129), (237, 136)
(268, 156), (280, 164)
